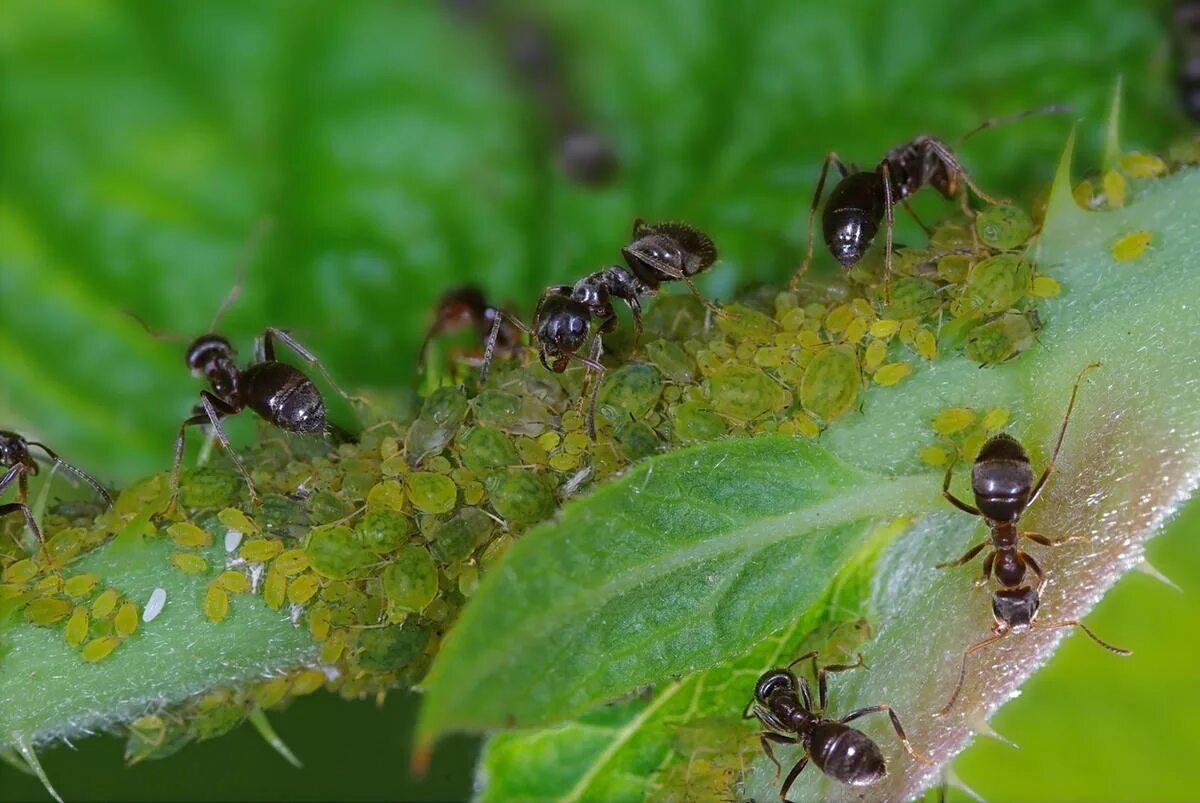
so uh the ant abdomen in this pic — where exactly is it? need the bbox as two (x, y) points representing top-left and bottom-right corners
(822, 173), (883, 268)
(809, 722), (887, 787)
(971, 434), (1035, 521)
(242, 362), (326, 435)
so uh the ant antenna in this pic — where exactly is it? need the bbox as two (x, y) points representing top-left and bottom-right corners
(955, 104), (1074, 148)
(26, 441), (114, 507)
(210, 218), (275, 331)
(125, 309), (188, 343)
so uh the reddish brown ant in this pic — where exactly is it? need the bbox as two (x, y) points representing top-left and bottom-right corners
(935, 363), (1130, 715)
(744, 651), (930, 798)
(790, 105), (1069, 302)
(1, 430), (112, 553)
(417, 285), (522, 378)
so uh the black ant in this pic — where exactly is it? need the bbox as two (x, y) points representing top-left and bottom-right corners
(935, 362), (1130, 715)
(132, 223), (354, 507)
(478, 220), (717, 437)
(1, 430), (113, 552)
(790, 105), (1069, 301)
(744, 651), (930, 798)
(417, 285), (522, 378)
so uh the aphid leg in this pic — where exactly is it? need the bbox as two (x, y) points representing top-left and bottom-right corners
(1023, 531), (1085, 547)
(879, 160), (896, 304)
(1028, 362), (1101, 505)
(814, 653), (866, 713)
(171, 392), (258, 508)
(1033, 620), (1131, 655)
(942, 460), (982, 516)
(779, 756), (810, 802)
(758, 731), (798, 777)
(936, 630), (1009, 717)
(790, 152), (849, 291)
(480, 310), (532, 385)
(261, 328), (352, 403)
(840, 704), (933, 765)
(27, 441), (113, 507)
(934, 540), (988, 570)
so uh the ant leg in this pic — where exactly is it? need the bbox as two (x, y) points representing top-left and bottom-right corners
(1028, 362), (1101, 505)
(759, 732), (800, 777)
(1020, 551), (1045, 581)
(0, 503), (43, 550)
(943, 460), (982, 516)
(839, 705), (933, 765)
(815, 653), (866, 713)
(790, 152), (849, 291)
(879, 161), (896, 304)
(571, 338), (607, 440)
(262, 328), (352, 402)
(1023, 531), (1085, 547)
(626, 294), (644, 353)
(924, 139), (1005, 207)
(779, 756), (810, 802)
(900, 198), (934, 235)
(934, 540), (988, 570)
(479, 311), (532, 385)
(27, 441), (113, 507)
(1033, 620), (1131, 655)
(170, 393), (256, 507)
(976, 550), (996, 587)
(936, 630), (1009, 717)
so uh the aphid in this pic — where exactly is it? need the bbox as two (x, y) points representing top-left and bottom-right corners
(1, 430), (113, 551)
(791, 105), (1069, 301)
(1111, 229), (1152, 261)
(744, 651), (930, 798)
(417, 285), (521, 377)
(132, 224), (355, 507)
(936, 363), (1130, 715)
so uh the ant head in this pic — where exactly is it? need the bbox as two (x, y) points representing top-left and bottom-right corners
(624, 220), (718, 280)
(971, 433), (1034, 521)
(435, 286), (488, 328)
(0, 430), (30, 467)
(754, 669), (799, 704)
(535, 294), (590, 372)
(992, 586), (1040, 630)
(186, 334), (236, 374)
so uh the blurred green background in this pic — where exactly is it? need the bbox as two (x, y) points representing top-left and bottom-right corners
(1, 0), (1196, 800)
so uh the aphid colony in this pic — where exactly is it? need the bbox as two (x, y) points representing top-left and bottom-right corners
(0, 112), (1142, 794)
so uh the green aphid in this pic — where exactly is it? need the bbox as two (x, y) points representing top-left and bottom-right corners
(486, 470), (556, 528)
(800, 345), (860, 423)
(642, 294), (707, 340)
(263, 570), (287, 610)
(290, 668), (327, 696)
(252, 677), (290, 710)
(239, 538), (283, 563)
(598, 363), (664, 420)
(168, 522), (213, 549)
(204, 583), (230, 623)
(963, 310), (1042, 365)
(190, 694), (247, 741)
(354, 510), (413, 553)
(305, 524), (374, 580)
(459, 427), (521, 478)
(404, 386), (468, 465)
(383, 545), (439, 615)
(306, 489), (352, 524)
(955, 254), (1033, 319)
(114, 601), (139, 636)
(216, 571), (252, 594)
(92, 587), (122, 619)
(126, 715), (193, 764)
(975, 204), (1033, 250)
(256, 493), (302, 532)
(179, 468), (242, 509)
(81, 635), (121, 662)
(883, 277), (941, 320)
(354, 623), (431, 673)
(406, 471), (458, 514)
(272, 548), (310, 576)
(429, 507), (495, 564)
(707, 364), (787, 422)
(2, 559), (38, 584)
(672, 401), (727, 444)
(25, 596), (72, 626)
(64, 606), (89, 646)
(642, 339), (698, 383)
(615, 421), (660, 461)
(217, 508), (260, 535)
(46, 527), (86, 564)
(366, 480), (405, 512)
(715, 303), (777, 340)
(63, 572), (100, 598)
(473, 390), (523, 430)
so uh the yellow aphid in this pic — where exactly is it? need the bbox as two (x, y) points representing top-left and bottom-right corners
(863, 339), (888, 372)
(240, 538), (283, 563)
(64, 573), (100, 598)
(1030, 276), (1062, 298)
(980, 407), (1011, 432)
(205, 583), (230, 623)
(914, 328), (938, 361)
(791, 413), (821, 439)
(932, 407), (977, 435)
(961, 428), (988, 461)
(254, 677), (290, 709)
(92, 587), (122, 619)
(25, 597), (72, 625)
(548, 452), (581, 472)
(273, 549), (309, 577)
(33, 574), (62, 594)
(217, 508), (260, 534)
(170, 552), (209, 575)
(168, 522), (212, 548)
(535, 431), (561, 453)
(308, 605), (331, 641)
(3, 559), (38, 584)
(263, 570), (286, 611)
(217, 570), (252, 594)
(115, 602), (139, 637)
(1119, 152), (1166, 178)
(869, 319), (901, 339)
(562, 432), (590, 456)
(824, 304), (854, 334)
(290, 669), (326, 696)
(287, 574), (320, 605)
(1103, 170), (1126, 209)
(462, 481), (485, 506)
(65, 607), (89, 646)
(366, 480), (405, 512)
(920, 446), (950, 466)
(874, 362), (913, 386)
(1072, 178), (1095, 208)
(82, 636), (121, 662)
(1112, 230), (1152, 261)
(850, 298), (875, 319)
(843, 316), (868, 344)
(320, 630), (346, 664)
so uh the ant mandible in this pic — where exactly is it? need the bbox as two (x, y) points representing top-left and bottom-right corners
(416, 285), (522, 378)
(790, 105), (1069, 302)
(935, 362), (1130, 715)
(744, 651), (931, 799)
(1, 430), (113, 552)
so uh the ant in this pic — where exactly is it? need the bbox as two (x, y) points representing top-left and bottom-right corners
(790, 105), (1069, 302)
(478, 220), (718, 437)
(744, 651), (930, 798)
(1, 430), (113, 552)
(935, 362), (1130, 715)
(417, 285), (522, 377)
(132, 223), (354, 507)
